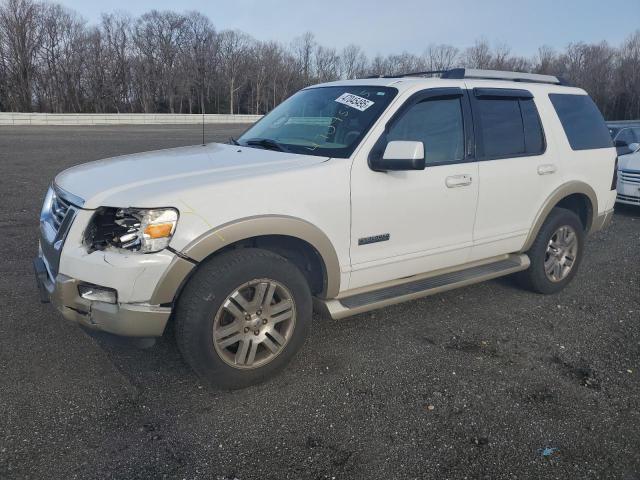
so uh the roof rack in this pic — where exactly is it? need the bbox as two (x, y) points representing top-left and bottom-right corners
(366, 70), (449, 79)
(365, 68), (571, 86)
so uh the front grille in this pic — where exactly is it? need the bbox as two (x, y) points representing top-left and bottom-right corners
(39, 185), (82, 278)
(617, 193), (640, 204)
(51, 192), (71, 231)
(620, 170), (640, 185)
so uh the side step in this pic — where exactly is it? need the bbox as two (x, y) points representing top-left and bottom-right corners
(317, 254), (529, 320)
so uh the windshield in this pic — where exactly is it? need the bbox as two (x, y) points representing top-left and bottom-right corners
(238, 86), (398, 158)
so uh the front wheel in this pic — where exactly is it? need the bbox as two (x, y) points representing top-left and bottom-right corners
(516, 207), (585, 294)
(174, 248), (312, 389)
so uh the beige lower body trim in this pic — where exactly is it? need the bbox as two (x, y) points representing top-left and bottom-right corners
(149, 255), (196, 305)
(521, 181), (598, 252)
(180, 215), (341, 298)
(314, 254), (530, 320)
(38, 268), (171, 337)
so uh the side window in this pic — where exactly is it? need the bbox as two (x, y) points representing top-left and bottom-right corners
(549, 94), (613, 151)
(473, 94), (545, 159)
(386, 97), (465, 164)
(521, 99), (545, 154)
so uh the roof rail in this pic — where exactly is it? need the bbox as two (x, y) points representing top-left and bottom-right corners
(363, 68), (571, 86)
(365, 70), (448, 79)
(442, 68), (570, 86)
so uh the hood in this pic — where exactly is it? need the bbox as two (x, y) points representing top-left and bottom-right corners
(618, 151), (640, 171)
(55, 143), (329, 209)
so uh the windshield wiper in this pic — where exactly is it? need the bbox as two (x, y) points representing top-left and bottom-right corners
(243, 138), (289, 152)
(229, 137), (240, 146)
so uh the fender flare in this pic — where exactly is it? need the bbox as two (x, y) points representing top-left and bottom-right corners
(150, 215), (341, 304)
(520, 181), (598, 252)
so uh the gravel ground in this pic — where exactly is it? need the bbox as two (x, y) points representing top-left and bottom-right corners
(0, 125), (639, 480)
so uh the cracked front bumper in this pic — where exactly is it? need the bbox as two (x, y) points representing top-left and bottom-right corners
(34, 255), (171, 337)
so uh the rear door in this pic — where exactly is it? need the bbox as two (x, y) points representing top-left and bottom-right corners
(466, 84), (561, 260)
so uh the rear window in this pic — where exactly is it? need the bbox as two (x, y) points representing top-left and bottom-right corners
(549, 94), (613, 151)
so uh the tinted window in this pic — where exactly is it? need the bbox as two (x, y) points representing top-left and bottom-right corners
(386, 97), (464, 164)
(474, 96), (545, 159)
(476, 98), (525, 158)
(549, 94), (613, 150)
(521, 99), (545, 154)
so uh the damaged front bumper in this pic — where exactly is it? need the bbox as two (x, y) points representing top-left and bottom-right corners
(34, 255), (171, 337)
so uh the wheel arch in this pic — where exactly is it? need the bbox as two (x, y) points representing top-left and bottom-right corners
(521, 181), (598, 252)
(150, 215), (341, 305)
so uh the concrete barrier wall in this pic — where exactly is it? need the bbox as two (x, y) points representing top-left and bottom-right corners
(0, 113), (263, 126)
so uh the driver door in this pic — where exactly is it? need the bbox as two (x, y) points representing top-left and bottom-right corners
(349, 88), (479, 290)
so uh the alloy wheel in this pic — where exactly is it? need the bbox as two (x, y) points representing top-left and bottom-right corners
(212, 278), (296, 369)
(544, 225), (579, 282)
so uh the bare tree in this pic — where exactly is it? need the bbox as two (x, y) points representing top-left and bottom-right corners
(314, 45), (340, 83)
(0, 0), (44, 111)
(291, 32), (315, 85)
(37, 3), (86, 112)
(533, 45), (558, 75)
(341, 44), (367, 79)
(0, 0), (639, 120)
(99, 12), (133, 112)
(182, 11), (216, 114)
(463, 39), (493, 69)
(424, 44), (459, 71)
(613, 31), (640, 119)
(218, 29), (250, 114)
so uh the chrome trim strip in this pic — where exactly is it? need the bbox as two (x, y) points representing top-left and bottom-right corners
(53, 182), (85, 208)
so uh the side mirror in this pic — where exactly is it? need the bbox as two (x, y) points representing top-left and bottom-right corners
(615, 139), (629, 148)
(371, 141), (425, 171)
(629, 142), (640, 153)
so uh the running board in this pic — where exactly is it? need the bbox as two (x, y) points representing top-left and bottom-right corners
(316, 254), (529, 320)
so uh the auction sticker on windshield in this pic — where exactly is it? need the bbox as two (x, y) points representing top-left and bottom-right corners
(335, 93), (374, 112)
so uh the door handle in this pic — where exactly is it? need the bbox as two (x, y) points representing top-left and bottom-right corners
(445, 174), (473, 188)
(538, 164), (557, 175)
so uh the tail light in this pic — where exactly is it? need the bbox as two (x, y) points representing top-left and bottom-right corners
(611, 156), (619, 190)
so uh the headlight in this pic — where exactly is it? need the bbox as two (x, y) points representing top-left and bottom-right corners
(86, 207), (178, 254)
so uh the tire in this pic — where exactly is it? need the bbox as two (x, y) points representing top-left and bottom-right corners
(516, 207), (585, 294)
(174, 248), (312, 389)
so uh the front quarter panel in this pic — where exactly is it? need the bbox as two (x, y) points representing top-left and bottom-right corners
(166, 157), (352, 296)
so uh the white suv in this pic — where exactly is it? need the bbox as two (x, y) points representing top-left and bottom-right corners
(35, 69), (617, 388)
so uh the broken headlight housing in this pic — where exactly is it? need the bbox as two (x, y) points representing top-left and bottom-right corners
(85, 207), (178, 254)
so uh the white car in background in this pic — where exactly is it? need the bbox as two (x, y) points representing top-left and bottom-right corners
(609, 124), (640, 206)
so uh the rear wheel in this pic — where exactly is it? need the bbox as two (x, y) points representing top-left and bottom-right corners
(174, 248), (312, 389)
(517, 208), (585, 294)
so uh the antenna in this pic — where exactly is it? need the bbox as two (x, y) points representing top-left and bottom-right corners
(202, 67), (206, 146)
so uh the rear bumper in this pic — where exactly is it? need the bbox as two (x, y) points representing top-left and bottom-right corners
(34, 256), (171, 337)
(590, 208), (614, 234)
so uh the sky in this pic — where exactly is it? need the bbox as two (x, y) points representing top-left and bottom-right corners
(55, 0), (639, 58)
